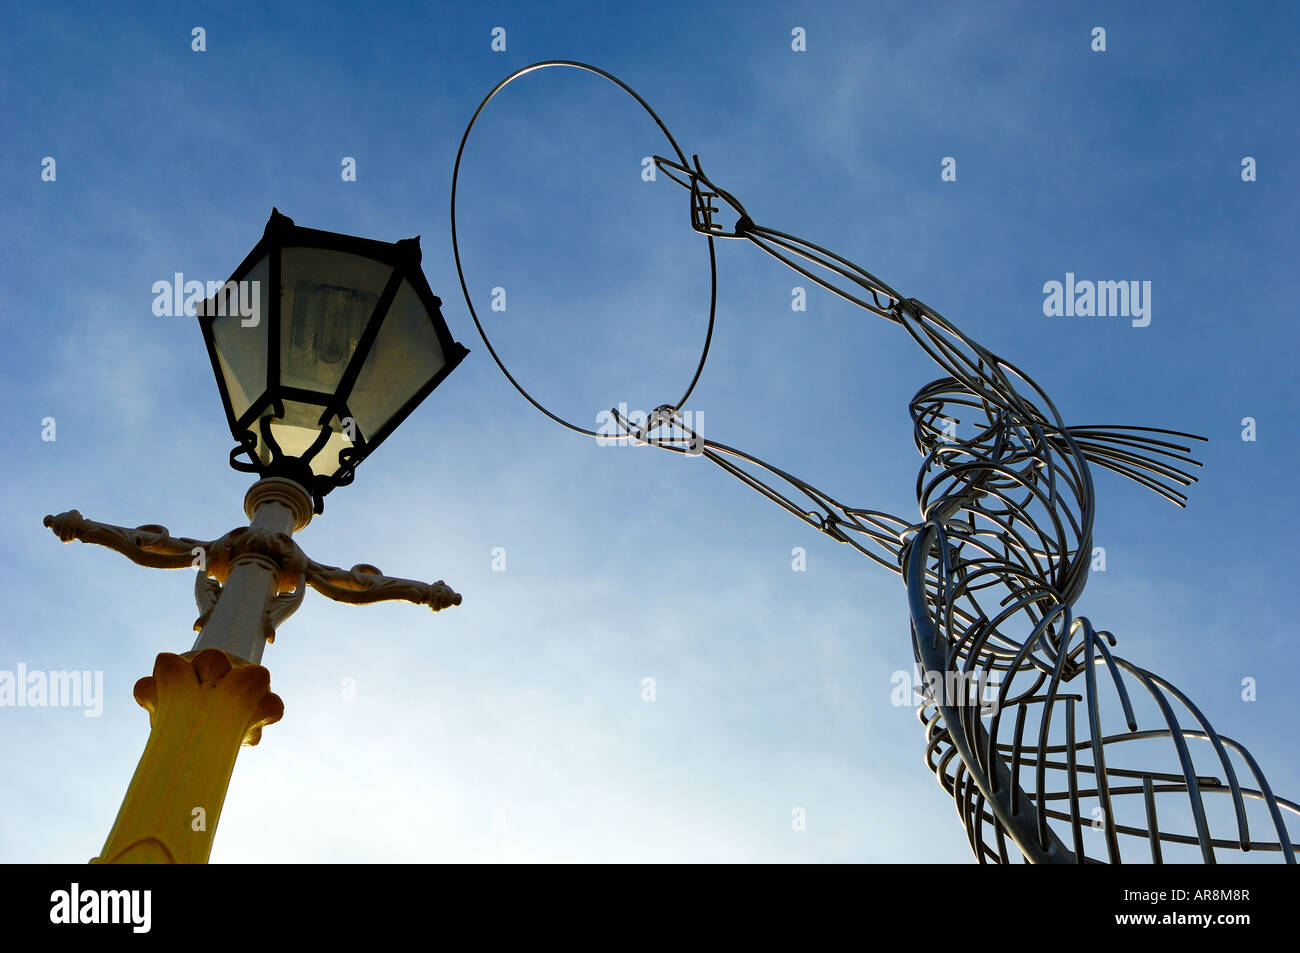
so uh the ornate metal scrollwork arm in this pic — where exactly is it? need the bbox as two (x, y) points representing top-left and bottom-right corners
(45, 509), (462, 634)
(305, 560), (462, 612)
(193, 573), (222, 631)
(264, 572), (308, 642)
(43, 511), (212, 570)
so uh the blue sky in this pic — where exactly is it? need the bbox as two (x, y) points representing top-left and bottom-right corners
(2, 1), (1297, 862)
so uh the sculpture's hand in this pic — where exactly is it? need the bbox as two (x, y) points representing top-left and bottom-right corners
(653, 154), (754, 238)
(656, 152), (911, 321)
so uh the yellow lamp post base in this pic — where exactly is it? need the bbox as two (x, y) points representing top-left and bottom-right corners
(91, 648), (283, 864)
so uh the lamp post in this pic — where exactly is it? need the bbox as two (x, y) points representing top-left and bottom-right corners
(43, 209), (470, 864)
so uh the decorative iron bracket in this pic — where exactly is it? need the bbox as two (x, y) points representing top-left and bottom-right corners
(43, 508), (461, 646)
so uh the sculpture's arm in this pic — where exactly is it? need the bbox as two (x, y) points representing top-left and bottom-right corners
(652, 154), (1205, 508)
(654, 155), (1070, 414)
(609, 405), (913, 575)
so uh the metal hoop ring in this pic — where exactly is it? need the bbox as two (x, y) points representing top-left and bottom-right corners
(450, 60), (719, 438)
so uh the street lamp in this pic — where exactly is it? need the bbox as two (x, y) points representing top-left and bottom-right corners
(43, 210), (470, 863)
(201, 208), (469, 513)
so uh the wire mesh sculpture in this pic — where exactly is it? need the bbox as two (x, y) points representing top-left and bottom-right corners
(452, 61), (1298, 863)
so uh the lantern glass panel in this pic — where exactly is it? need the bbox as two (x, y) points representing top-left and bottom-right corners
(210, 255), (270, 421)
(348, 279), (448, 439)
(279, 247), (393, 395)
